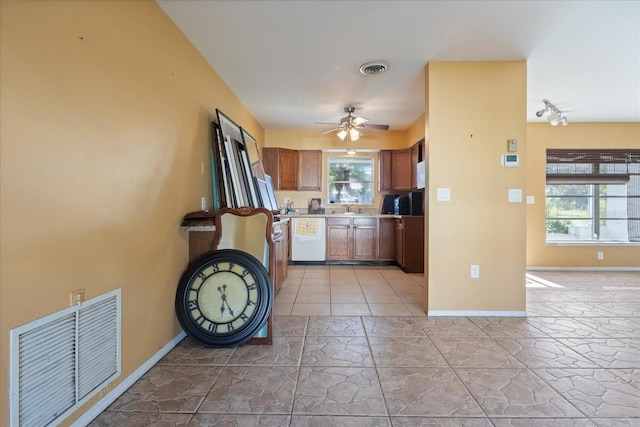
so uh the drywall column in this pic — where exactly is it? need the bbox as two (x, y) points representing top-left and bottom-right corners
(426, 61), (527, 315)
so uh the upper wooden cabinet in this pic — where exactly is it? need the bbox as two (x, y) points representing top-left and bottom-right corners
(262, 148), (298, 190)
(380, 140), (425, 191)
(378, 150), (393, 191)
(298, 150), (322, 191)
(263, 148), (322, 191)
(391, 148), (412, 191)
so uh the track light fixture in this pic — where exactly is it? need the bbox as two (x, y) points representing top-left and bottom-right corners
(536, 99), (569, 126)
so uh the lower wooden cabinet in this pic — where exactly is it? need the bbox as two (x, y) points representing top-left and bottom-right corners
(326, 217), (351, 260)
(395, 216), (424, 273)
(352, 218), (376, 260)
(378, 217), (396, 261)
(326, 217), (389, 261)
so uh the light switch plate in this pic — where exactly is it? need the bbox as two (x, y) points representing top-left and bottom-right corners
(507, 139), (517, 152)
(508, 189), (523, 203)
(436, 188), (451, 202)
(526, 195), (535, 204)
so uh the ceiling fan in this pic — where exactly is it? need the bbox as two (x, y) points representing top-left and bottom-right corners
(317, 107), (389, 141)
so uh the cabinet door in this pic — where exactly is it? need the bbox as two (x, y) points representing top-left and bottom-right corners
(392, 149), (412, 190)
(353, 218), (376, 260)
(394, 219), (405, 267)
(402, 216), (424, 273)
(378, 150), (393, 191)
(378, 218), (395, 260)
(262, 148), (298, 190)
(326, 218), (351, 260)
(298, 150), (322, 191)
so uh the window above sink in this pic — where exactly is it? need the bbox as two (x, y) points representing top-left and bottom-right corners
(328, 156), (374, 205)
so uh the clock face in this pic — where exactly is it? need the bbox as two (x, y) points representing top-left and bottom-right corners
(175, 249), (273, 347)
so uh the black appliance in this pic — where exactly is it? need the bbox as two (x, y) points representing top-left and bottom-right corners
(408, 191), (423, 215)
(381, 194), (399, 214)
(397, 191), (423, 216)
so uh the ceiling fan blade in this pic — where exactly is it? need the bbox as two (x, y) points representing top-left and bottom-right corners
(319, 127), (343, 135)
(315, 121), (341, 125)
(352, 117), (368, 125)
(362, 123), (390, 131)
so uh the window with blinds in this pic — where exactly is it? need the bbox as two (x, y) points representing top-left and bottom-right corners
(545, 149), (640, 243)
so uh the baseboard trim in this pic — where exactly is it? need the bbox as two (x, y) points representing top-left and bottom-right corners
(427, 310), (527, 317)
(71, 331), (186, 427)
(527, 267), (640, 271)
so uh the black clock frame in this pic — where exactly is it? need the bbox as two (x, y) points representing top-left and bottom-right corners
(175, 249), (273, 347)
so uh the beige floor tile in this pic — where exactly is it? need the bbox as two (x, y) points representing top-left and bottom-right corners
(369, 303), (412, 316)
(273, 303), (293, 315)
(331, 303), (372, 316)
(291, 303), (331, 316)
(365, 293), (403, 304)
(331, 285), (363, 294)
(275, 292), (297, 304)
(296, 293), (331, 304)
(331, 293), (367, 304)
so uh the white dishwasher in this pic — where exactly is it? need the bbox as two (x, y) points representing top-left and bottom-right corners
(291, 217), (326, 261)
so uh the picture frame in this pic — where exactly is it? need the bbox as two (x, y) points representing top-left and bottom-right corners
(216, 109), (260, 209)
(241, 128), (266, 181)
(255, 177), (271, 210)
(264, 174), (278, 211)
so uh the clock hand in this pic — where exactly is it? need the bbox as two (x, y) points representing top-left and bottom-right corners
(217, 284), (235, 317)
(218, 285), (226, 316)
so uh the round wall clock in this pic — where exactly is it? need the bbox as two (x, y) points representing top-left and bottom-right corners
(175, 249), (273, 347)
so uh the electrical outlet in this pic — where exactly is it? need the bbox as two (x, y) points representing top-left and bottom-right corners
(597, 251), (604, 260)
(70, 289), (85, 306)
(470, 265), (480, 279)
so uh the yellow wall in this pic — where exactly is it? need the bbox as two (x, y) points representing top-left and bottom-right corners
(526, 123), (640, 267)
(0, 2), (262, 425)
(426, 61), (528, 313)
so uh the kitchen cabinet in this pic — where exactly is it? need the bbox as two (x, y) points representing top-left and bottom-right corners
(379, 149), (412, 191)
(262, 147), (298, 190)
(392, 148), (412, 190)
(298, 150), (322, 191)
(326, 217), (351, 259)
(378, 150), (393, 191)
(326, 217), (377, 261)
(352, 218), (377, 260)
(395, 216), (424, 273)
(378, 217), (395, 261)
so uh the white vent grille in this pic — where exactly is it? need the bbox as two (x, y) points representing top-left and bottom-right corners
(10, 289), (121, 427)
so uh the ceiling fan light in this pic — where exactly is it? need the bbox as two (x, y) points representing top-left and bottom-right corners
(561, 116), (569, 126)
(337, 129), (347, 140)
(349, 128), (359, 141)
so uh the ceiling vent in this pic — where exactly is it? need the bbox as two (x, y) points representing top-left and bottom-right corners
(359, 61), (389, 75)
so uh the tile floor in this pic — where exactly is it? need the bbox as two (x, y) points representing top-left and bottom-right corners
(90, 266), (639, 426)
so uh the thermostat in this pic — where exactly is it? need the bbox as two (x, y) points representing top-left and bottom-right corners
(501, 153), (519, 167)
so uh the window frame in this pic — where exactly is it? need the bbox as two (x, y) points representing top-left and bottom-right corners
(327, 156), (374, 206)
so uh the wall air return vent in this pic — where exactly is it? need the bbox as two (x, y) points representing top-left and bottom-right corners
(10, 289), (121, 427)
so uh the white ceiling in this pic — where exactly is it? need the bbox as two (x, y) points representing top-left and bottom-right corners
(157, 0), (640, 131)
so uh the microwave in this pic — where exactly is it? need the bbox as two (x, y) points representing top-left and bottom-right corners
(416, 160), (426, 189)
